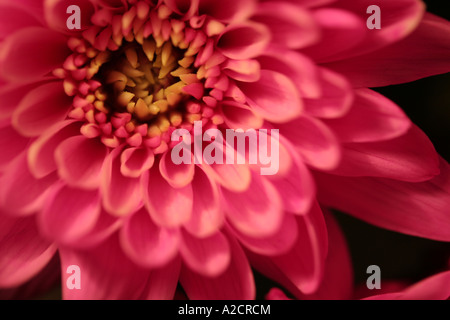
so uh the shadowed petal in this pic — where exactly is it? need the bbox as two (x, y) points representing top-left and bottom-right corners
(0, 214), (56, 288)
(180, 230), (255, 299)
(315, 158), (450, 241)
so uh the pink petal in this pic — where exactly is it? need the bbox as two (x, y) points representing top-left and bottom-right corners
(68, 208), (123, 250)
(269, 150), (315, 215)
(324, 89), (411, 143)
(139, 258), (181, 300)
(247, 202), (328, 295)
(231, 212), (298, 256)
(257, 49), (321, 99)
(183, 166), (224, 238)
(301, 8), (366, 63)
(201, 161), (251, 192)
(120, 208), (180, 268)
(325, 13), (450, 87)
(299, 212), (354, 300)
(217, 22), (270, 60)
(222, 172), (283, 238)
(0, 79), (53, 120)
(331, 125), (440, 182)
(159, 151), (194, 188)
(38, 184), (101, 244)
(164, 0), (199, 19)
(365, 271), (450, 300)
(222, 59), (261, 82)
(12, 81), (72, 137)
(180, 230), (255, 299)
(60, 235), (164, 300)
(101, 148), (142, 217)
(0, 122), (29, 170)
(143, 160), (193, 228)
(331, 0), (425, 58)
(0, 3), (42, 40)
(198, 0), (256, 23)
(28, 120), (82, 179)
(0, 154), (57, 216)
(239, 70), (302, 123)
(220, 100), (263, 130)
(180, 230), (231, 277)
(279, 116), (341, 170)
(303, 67), (353, 119)
(315, 158), (450, 241)
(120, 147), (155, 178)
(0, 27), (70, 82)
(55, 135), (108, 190)
(252, 2), (319, 49)
(0, 214), (56, 288)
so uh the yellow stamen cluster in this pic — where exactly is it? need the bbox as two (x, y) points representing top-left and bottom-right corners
(100, 38), (196, 137)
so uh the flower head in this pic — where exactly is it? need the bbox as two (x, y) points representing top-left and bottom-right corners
(0, 0), (449, 299)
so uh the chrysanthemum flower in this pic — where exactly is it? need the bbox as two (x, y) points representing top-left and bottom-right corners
(0, 0), (449, 299)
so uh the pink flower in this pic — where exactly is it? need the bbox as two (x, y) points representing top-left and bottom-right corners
(0, 0), (449, 299)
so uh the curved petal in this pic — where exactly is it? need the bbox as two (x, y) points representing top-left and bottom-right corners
(325, 13), (450, 87)
(331, 0), (425, 58)
(28, 120), (81, 179)
(269, 149), (315, 215)
(220, 100), (263, 130)
(222, 172), (283, 238)
(231, 212), (298, 256)
(324, 89), (411, 143)
(299, 212), (354, 300)
(257, 49), (321, 99)
(12, 81), (72, 137)
(0, 3), (42, 40)
(217, 22), (270, 60)
(0, 27), (70, 82)
(303, 67), (353, 119)
(101, 148), (142, 217)
(119, 208), (180, 268)
(159, 151), (194, 188)
(180, 230), (255, 299)
(247, 202), (328, 295)
(252, 2), (319, 49)
(0, 154), (57, 216)
(315, 158), (450, 241)
(38, 184), (101, 244)
(60, 235), (153, 300)
(239, 70), (303, 123)
(0, 123), (30, 170)
(55, 135), (108, 190)
(300, 8), (366, 63)
(0, 214), (56, 288)
(180, 230), (231, 277)
(184, 166), (223, 238)
(365, 271), (450, 300)
(139, 257), (181, 300)
(143, 160), (193, 228)
(280, 116), (341, 170)
(331, 125), (440, 182)
(120, 147), (155, 178)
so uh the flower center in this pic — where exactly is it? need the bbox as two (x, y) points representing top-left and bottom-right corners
(56, 3), (226, 151)
(97, 39), (192, 135)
